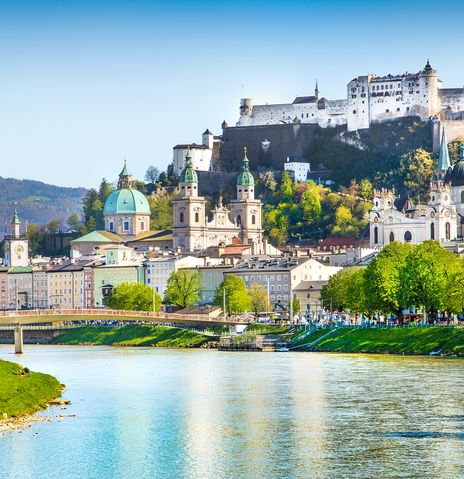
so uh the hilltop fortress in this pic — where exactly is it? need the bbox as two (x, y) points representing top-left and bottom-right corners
(237, 61), (464, 134)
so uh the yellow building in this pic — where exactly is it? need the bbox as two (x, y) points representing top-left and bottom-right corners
(47, 262), (85, 309)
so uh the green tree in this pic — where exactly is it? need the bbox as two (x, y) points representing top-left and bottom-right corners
(399, 241), (458, 319)
(364, 242), (412, 318)
(248, 284), (269, 316)
(47, 219), (59, 234)
(345, 268), (368, 315)
(149, 196), (173, 230)
(448, 137), (464, 165)
(398, 148), (434, 200)
(145, 166), (161, 183)
(214, 275), (250, 314)
(106, 282), (161, 311)
(279, 171), (294, 202)
(67, 213), (82, 233)
(359, 179), (373, 201)
(292, 298), (300, 315)
(301, 181), (322, 224)
(164, 269), (202, 308)
(98, 178), (114, 203)
(332, 205), (355, 236)
(321, 269), (353, 312)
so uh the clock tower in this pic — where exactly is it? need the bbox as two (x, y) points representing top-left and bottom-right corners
(4, 207), (29, 267)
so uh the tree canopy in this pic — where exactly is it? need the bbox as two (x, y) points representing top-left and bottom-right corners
(106, 282), (162, 312)
(164, 269), (202, 308)
(214, 275), (251, 315)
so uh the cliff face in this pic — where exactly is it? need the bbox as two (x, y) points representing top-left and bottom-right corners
(218, 117), (433, 187)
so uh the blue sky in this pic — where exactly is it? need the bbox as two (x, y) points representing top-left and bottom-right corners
(1, 0), (463, 187)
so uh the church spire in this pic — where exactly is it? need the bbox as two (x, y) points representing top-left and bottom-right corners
(438, 128), (451, 173)
(11, 204), (21, 238)
(315, 79), (319, 100)
(118, 158), (133, 189)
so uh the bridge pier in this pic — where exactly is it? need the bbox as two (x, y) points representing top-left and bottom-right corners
(14, 325), (23, 354)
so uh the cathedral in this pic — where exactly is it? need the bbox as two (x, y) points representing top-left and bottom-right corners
(370, 131), (464, 247)
(173, 148), (264, 252)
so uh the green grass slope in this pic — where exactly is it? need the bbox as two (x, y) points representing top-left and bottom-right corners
(0, 360), (62, 418)
(297, 327), (464, 356)
(50, 325), (213, 348)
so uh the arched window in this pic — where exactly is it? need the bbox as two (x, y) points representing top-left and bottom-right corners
(236, 215), (241, 226)
(389, 232), (394, 243)
(180, 212), (184, 223)
(404, 231), (412, 242)
(252, 214), (256, 225)
(446, 222), (451, 240)
(195, 212), (199, 223)
(374, 226), (378, 244)
(430, 222), (435, 240)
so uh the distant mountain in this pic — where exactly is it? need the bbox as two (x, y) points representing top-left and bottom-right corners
(0, 177), (87, 236)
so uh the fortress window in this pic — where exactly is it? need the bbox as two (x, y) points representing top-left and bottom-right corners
(397, 108), (400, 112)
(195, 212), (199, 223)
(406, 107), (410, 112)
(404, 231), (412, 242)
(301, 113), (304, 118)
(386, 109), (389, 113)
(180, 212), (184, 223)
(306, 113), (309, 118)
(461, 191), (464, 203)
(352, 110), (356, 114)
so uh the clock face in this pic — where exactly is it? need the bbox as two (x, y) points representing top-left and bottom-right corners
(15, 245), (24, 254)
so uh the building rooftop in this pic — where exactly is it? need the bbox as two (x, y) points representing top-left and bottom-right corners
(70, 230), (124, 244)
(230, 257), (310, 273)
(173, 143), (209, 150)
(317, 237), (356, 250)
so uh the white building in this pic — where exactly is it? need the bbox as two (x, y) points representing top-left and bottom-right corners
(236, 62), (464, 132)
(284, 158), (310, 182)
(144, 255), (204, 298)
(172, 129), (221, 177)
(370, 136), (464, 247)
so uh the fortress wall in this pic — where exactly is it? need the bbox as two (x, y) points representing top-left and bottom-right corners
(220, 123), (321, 172)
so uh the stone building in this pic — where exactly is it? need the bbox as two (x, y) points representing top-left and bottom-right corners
(236, 61), (464, 134)
(4, 208), (29, 267)
(369, 135), (464, 247)
(173, 149), (264, 252)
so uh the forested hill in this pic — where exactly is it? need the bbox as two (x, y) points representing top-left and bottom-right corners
(0, 177), (86, 235)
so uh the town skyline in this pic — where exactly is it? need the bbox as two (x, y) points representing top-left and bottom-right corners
(1, 0), (464, 187)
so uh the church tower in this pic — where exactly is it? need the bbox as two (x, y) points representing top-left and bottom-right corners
(229, 147), (263, 245)
(4, 206), (29, 267)
(437, 127), (451, 179)
(172, 150), (207, 251)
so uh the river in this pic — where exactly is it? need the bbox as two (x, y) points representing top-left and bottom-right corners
(1, 346), (463, 479)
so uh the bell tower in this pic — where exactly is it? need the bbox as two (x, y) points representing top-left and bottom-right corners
(230, 147), (263, 246)
(4, 206), (29, 267)
(172, 150), (207, 251)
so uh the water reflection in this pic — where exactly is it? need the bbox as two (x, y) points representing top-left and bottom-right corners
(1, 347), (464, 479)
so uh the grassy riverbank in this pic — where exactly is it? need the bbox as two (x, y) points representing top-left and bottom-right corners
(296, 327), (464, 356)
(0, 360), (62, 418)
(51, 325), (214, 348)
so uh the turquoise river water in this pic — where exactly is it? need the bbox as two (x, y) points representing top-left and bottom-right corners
(0, 346), (464, 479)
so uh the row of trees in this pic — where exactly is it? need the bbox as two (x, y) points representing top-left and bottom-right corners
(321, 241), (464, 320)
(106, 271), (299, 316)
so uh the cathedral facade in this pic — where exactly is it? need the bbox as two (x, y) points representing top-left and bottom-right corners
(173, 149), (263, 251)
(370, 132), (464, 247)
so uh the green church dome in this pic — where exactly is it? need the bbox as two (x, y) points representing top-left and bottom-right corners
(103, 188), (150, 215)
(180, 151), (198, 183)
(237, 148), (255, 186)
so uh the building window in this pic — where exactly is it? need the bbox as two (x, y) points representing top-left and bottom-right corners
(109, 221), (114, 231)
(195, 212), (199, 223)
(431, 222), (435, 240)
(461, 191), (464, 203)
(389, 232), (394, 243)
(123, 221), (130, 231)
(352, 110), (356, 114)
(251, 214), (256, 225)
(180, 212), (184, 223)
(446, 222), (451, 240)
(404, 231), (412, 242)
(236, 215), (241, 226)
(140, 222), (145, 231)
(374, 226), (378, 244)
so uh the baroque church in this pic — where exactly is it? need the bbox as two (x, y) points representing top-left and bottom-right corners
(370, 130), (464, 247)
(173, 148), (264, 252)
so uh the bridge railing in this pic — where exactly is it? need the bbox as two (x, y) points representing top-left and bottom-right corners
(0, 308), (246, 324)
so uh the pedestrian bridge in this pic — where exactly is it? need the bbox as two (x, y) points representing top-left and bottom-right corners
(0, 308), (246, 327)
